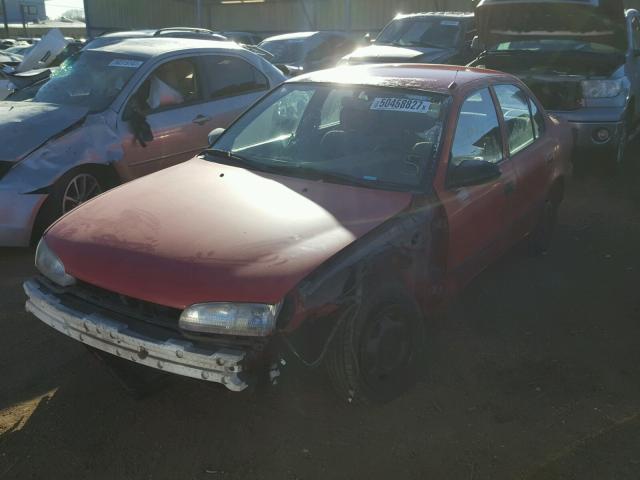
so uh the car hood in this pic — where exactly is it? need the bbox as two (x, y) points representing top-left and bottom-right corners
(476, 0), (627, 51)
(46, 158), (413, 309)
(0, 102), (88, 163)
(345, 44), (453, 64)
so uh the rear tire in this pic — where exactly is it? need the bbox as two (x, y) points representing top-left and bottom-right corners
(324, 284), (426, 405)
(529, 198), (559, 255)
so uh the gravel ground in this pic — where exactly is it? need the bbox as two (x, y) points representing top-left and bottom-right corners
(1, 152), (639, 480)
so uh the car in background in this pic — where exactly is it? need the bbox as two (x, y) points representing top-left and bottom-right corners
(0, 30), (68, 100)
(259, 31), (358, 75)
(0, 39), (18, 50)
(0, 37), (285, 247)
(23, 64), (570, 403)
(220, 31), (263, 45)
(3, 43), (35, 56)
(86, 27), (229, 49)
(469, 0), (637, 168)
(341, 12), (476, 66)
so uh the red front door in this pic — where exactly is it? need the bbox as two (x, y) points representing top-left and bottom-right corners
(435, 87), (517, 292)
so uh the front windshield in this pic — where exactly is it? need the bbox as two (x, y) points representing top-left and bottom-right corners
(492, 39), (620, 54)
(34, 51), (144, 112)
(376, 17), (462, 49)
(259, 39), (306, 63)
(212, 83), (449, 190)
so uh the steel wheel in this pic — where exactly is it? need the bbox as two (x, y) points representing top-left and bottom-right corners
(62, 173), (102, 214)
(358, 304), (415, 392)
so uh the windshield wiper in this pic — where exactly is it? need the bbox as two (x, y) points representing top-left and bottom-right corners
(280, 165), (403, 190)
(404, 41), (443, 49)
(204, 149), (259, 169)
(204, 151), (404, 190)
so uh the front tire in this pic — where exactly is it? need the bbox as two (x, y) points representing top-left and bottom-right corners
(324, 284), (426, 404)
(32, 168), (104, 244)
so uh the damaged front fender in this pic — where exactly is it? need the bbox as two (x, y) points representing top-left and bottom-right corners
(0, 111), (124, 195)
(278, 196), (446, 366)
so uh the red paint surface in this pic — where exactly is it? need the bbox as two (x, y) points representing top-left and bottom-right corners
(47, 158), (412, 309)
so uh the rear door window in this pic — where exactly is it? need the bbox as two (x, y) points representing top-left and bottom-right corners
(494, 84), (536, 155)
(200, 55), (269, 99)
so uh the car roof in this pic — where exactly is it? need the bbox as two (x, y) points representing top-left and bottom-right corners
(85, 37), (242, 58)
(261, 31), (321, 42)
(291, 64), (509, 94)
(394, 11), (474, 20)
(101, 30), (158, 38)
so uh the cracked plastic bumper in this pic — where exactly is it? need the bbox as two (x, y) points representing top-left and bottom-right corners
(23, 279), (249, 391)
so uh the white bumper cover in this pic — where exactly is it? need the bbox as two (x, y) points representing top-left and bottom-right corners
(23, 279), (249, 391)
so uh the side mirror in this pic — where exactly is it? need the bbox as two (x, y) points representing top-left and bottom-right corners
(208, 127), (225, 146)
(448, 159), (501, 188)
(129, 108), (154, 147)
(471, 35), (481, 53)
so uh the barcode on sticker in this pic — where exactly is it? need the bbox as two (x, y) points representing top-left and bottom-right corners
(371, 97), (431, 113)
(109, 59), (143, 68)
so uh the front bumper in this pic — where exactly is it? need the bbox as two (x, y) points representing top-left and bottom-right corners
(567, 120), (623, 150)
(0, 191), (46, 247)
(551, 109), (624, 150)
(23, 279), (250, 391)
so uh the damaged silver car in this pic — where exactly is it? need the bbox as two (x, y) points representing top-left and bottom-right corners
(0, 37), (285, 247)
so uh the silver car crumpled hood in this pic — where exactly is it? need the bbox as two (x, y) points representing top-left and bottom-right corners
(0, 102), (89, 163)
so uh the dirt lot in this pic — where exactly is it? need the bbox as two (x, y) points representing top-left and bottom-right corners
(1, 152), (640, 480)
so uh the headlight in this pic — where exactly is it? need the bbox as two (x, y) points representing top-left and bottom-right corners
(581, 79), (623, 98)
(180, 302), (281, 337)
(35, 238), (76, 287)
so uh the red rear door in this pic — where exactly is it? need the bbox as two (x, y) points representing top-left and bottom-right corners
(493, 84), (554, 242)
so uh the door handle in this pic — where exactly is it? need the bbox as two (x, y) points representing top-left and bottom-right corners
(504, 181), (515, 195)
(192, 115), (212, 126)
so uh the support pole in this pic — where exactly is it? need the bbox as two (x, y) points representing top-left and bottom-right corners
(196, 0), (202, 28)
(21, 4), (27, 37)
(1, 0), (9, 37)
(344, 0), (352, 32)
(83, 0), (92, 38)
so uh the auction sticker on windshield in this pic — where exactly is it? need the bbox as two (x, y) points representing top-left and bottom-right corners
(371, 97), (431, 113)
(109, 59), (144, 68)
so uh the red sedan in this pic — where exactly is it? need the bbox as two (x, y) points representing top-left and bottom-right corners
(24, 64), (571, 403)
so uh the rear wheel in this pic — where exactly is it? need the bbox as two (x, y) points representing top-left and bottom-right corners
(529, 198), (559, 255)
(324, 284), (425, 404)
